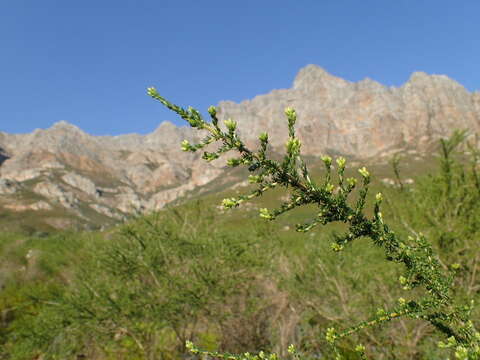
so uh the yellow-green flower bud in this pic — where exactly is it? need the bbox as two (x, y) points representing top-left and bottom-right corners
(376, 193), (383, 202)
(284, 107), (297, 126)
(224, 118), (237, 132)
(336, 157), (346, 169)
(376, 308), (386, 316)
(346, 177), (357, 187)
(147, 87), (157, 97)
(259, 132), (268, 142)
(325, 183), (335, 193)
(222, 198), (237, 209)
(202, 152), (219, 161)
(398, 297), (406, 306)
(451, 263), (461, 270)
(358, 167), (370, 178)
(259, 208), (273, 219)
(248, 175), (262, 184)
(284, 107), (296, 118)
(454, 346), (468, 359)
(181, 139), (191, 152)
(355, 344), (366, 353)
(185, 340), (199, 354)
(321, 155), (332, 167)
(287, 345), (296, 354)
(325, 327), (337, 344)
(207, 105), (217, 117)
(285, 138), (301, 154)
(331, 243), (344, 252)
(226, 158), (241, 167)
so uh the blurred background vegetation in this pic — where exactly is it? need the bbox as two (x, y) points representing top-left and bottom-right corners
(1, 133), (479, 359)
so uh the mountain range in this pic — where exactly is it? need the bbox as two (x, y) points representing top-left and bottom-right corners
(1, 64), (479, 230)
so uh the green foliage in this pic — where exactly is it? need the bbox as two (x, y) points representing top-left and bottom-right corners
(148, 88), (480, 359)
(1, 204), (278, 359)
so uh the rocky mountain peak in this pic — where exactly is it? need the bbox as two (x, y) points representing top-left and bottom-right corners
(49, 120), (85, 134)
(355, 77), (386, 92)
(293, 64), (351, 91)
(152, 121), (178, 135)
(406, 71), (467, 92)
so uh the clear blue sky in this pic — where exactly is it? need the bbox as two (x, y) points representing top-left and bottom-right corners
(1, 1), (479, 135)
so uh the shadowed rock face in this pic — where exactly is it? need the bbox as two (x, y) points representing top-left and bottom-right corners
(0, 65), (479, 228)
(0, 153), (8, 166)
(0, 146), (9, 166)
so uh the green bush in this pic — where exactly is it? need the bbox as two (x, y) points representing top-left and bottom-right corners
(2, 204), (281, 359)
(148, 87), (480, 359)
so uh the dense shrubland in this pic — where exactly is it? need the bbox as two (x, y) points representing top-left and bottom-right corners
(1, 99), (480, 358)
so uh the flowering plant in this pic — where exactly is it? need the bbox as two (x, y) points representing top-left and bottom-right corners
(148, 87), (479, 359)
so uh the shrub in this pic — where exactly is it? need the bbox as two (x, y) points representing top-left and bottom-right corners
(148, 88), (480, 359)
(2, 205), (279, 359)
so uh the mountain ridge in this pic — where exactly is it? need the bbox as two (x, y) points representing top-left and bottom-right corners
(1, 64), (479, 230)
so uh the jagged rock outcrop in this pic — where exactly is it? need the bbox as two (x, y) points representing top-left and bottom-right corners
(216, 65), (479, 157)
(4, 201), (52, 212)
(0, 65), (478, 229)
(33, 182), (78, 209)
(89, 204), (123, 220)
(62, 172), (98, 197)
(0, 179), (19, 194)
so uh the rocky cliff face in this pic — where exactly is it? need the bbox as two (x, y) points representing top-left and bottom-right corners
(217, 65), (479, 157)
(0, 65), (478, 229)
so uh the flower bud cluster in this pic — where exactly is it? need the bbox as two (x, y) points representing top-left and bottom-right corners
(285, 137), (301, 154)
(248, 175), (263, 184)
(325, 327), (337, 344)
(321, 155), (332, 168)
(259, 208), (274, 220)
(181, 139), (193, 152)
(207, 105), (217, 117)
(358, 167), (370, 179)
(336, 157), (346, 170)
(226, 158), (242, 167)
(224, 118), (237, 132)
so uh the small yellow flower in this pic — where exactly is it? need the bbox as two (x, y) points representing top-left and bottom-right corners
(181, 139), (191, 151)
(321, 155), (332, 167)
(284, 107), (296, 118)
(259, 208), (273, 219)
(224, 118), (237, 131)
(358, 167), (370, 178)
(147, 87), (157, 97)
(336, 157), (346, 169)
(207, 105), (217, 116)
(325, 327), (337, 344)
(222, 198), (237, 209)
(355, 344), (365, 353)
(259, 132), (268, 142)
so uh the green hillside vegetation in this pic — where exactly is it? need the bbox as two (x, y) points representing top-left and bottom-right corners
(0, 128), (479, 359)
